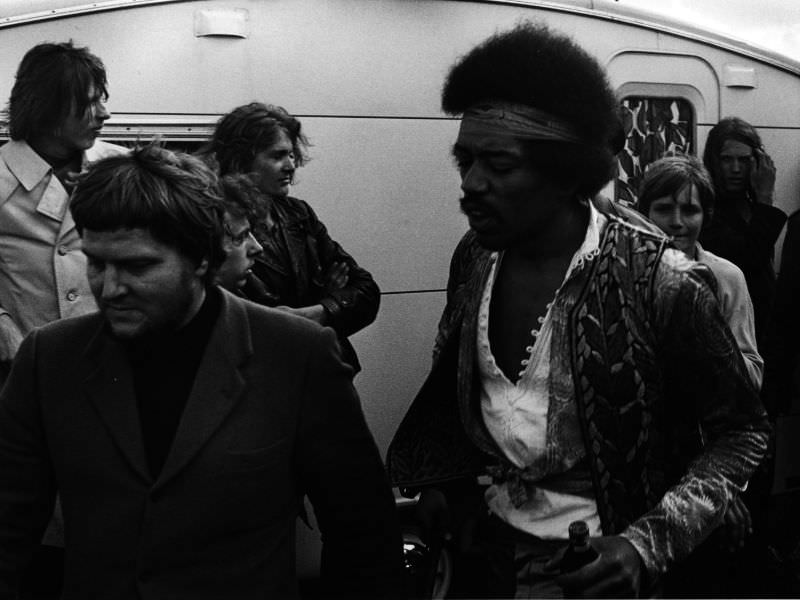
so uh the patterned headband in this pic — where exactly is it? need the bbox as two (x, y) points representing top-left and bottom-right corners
(460, 102), (584, 144)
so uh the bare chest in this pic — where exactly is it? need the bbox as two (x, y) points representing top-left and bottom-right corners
(488, 258), (569, 382)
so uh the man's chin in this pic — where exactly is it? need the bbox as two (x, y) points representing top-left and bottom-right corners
(104, 316), (146, 340)
(472, 230), (508, 251)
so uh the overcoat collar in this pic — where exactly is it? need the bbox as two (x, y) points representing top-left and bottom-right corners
(81, 289), (254, 488)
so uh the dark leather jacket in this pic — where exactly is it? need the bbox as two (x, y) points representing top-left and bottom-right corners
(243, 195), (380, 373)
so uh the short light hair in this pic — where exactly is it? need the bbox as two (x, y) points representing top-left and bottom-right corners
(6, 40), (108, 141)
(71, 142), (226, 281)
(637, 154), (715, 225)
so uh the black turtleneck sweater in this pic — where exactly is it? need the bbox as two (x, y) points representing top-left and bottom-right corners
(123, 287), (221, 478)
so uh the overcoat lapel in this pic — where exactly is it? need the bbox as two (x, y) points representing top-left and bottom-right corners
(83, 323), (151, 483)
(154, 292), (253, 491)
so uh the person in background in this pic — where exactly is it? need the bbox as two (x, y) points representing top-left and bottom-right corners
(700, 116), (786, 347)
(637, 154), (762, 387)
(387, 23), (770, 598)
(0, 41), (126, 376)
(700, 117), (790, 597)
(0, 40), (127, 599)
(201, 103), (379, 374)
(214, 173), (264, 293)
(636, 153), (764, 596)
(0, 142), (404, 599)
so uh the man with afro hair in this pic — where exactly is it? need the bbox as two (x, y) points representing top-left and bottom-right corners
(388, 22), (769, 598)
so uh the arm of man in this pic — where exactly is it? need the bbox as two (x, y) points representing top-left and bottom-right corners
(557, 262), (769, 597)
(300, 201), (381, 337)
(0, 331), (57, 597)
(621, 264), (770, 582)
(295, 325), (404, 598)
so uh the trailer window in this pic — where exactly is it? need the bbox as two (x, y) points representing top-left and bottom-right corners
(615, 97), (694, 206)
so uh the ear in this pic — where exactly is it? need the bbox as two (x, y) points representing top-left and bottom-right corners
(195, 258), (210, 279)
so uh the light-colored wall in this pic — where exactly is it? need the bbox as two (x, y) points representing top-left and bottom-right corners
(2, 0), (799, 575)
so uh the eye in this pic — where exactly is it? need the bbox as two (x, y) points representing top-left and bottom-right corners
(487, 160), (515, 174)
(452, 156), (471, 173)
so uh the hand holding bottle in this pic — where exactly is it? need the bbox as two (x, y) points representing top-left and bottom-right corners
(547, 522), (644, 598)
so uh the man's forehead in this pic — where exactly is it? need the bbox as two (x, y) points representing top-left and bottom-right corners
(453, 129), (525, 156)
(224, 212), (249, 232)
(82, 227), (165, 255)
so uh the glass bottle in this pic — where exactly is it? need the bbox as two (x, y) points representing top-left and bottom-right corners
(560, 520), (599, 573)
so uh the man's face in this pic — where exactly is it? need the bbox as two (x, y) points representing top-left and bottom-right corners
(215, 212), (263, 291)
(452, 128), (561, 250)
(83, 228), (207, 340)
(52, 83), (110, 155)
(718, 139), (754, 195)
(250, 128), (295, 198)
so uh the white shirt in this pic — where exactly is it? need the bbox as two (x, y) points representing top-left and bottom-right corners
(478, 201), (605, 539)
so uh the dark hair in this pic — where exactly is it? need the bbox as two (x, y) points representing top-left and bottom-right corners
(637, 154), (715, 225)
(219, 173), (266, 223)
(203, 102), (309, 176)
(6, 41), (108, 141)
(702, 116), (762, 193)
(71, 141), (226, 281)
(441, 22), (619, 197)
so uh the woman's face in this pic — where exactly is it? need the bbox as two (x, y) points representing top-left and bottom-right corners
(647, 184), (704, 257)
(250, 128), (296, 198)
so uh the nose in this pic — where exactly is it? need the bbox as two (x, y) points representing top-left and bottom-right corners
(667, 208), (684, 231)
(94, 100), (110, 122)
(283, 154), (296, 173)
(246, 232), (263, 257)
(460, 163), (488, 195)
(100, 265), (126, 300)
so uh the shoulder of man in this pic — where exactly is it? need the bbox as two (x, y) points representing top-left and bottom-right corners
(591, 193), (669, 241)
(0, 140), (48, 197)
(16, 312), (106, 364)
(697, 246), (746, 283)
(277, 195), (318, 224)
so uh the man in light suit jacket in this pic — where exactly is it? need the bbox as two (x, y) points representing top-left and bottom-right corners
(0, 142), (404, 599)
(0, 40), (127, 599)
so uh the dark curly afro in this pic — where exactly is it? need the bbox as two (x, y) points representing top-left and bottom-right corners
(443, 22), (620, 196)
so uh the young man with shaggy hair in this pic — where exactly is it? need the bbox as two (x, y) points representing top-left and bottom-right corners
(388, 23), (770, 598)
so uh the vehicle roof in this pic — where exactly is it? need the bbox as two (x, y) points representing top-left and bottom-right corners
(1, 0), (798, 75)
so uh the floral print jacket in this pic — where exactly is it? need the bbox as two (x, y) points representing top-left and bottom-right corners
(387, 199), (770, 579)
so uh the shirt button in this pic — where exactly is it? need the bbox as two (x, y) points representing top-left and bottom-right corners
(57, 245), (69, 256)
(66, 290), (78, 302)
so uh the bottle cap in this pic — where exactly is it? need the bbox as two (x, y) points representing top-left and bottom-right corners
(568, 520), (589, 540)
